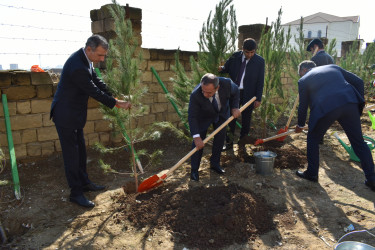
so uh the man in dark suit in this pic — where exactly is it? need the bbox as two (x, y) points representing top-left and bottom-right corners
(295, 61), (375, 191)
(50, 35), (131, 208)
(307, 38), (335, 66)
(307, 39), (335, 145)
(219, 38), (264, 150)
(188, 73), (240, 181)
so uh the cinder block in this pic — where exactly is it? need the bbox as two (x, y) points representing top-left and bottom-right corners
(27, 142), (42, 156)
(31, 99), (52, 113)
(2, 86), (36, 101)
(41, 141), (54, 156)
(36, 85), (53, 98)
(91, 20), (104, 34)
(17, 101), (31, 114)
(30, 72), (53, 85)
(0, 72), (12, 88)
(12, 72), (31, 86)
(37, 126), (59, 141)
(21, 129), (37, 143)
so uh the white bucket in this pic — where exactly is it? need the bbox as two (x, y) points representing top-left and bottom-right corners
(254, 151), (277, 176)
(335, 241), (375, 250)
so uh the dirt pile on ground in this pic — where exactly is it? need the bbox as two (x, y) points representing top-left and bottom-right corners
(116, 184), (275, 249)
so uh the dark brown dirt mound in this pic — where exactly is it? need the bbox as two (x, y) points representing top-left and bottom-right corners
(236, 137), (307, 169)
(261, 140), (307, 169)
(116, 184), (275, 249)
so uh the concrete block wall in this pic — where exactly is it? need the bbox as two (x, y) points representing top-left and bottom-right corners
(0, 71), (116, 159)
(0, 3), (295, 160)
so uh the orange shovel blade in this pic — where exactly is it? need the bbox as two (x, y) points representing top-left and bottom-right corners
(254, 139), (264, 146)
(137, 174), (162, 192)
(137, 173), (168, 193)
(276, 126), (288, 141)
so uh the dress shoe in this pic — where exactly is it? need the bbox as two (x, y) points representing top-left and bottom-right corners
(69, 195), (95, 208)
(191, 171), (199, 181)
(83, 183), (106, 192)
(365, 180), (375, 191)
(222, 142), (233, 151)
(296, 170), (318, 182)
(211, 166), (225, 174)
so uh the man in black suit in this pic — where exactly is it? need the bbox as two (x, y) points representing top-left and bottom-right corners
(307, 38), (335, 145)
(294, 61), (375, 191)
(306, 38), (335, 67)
(188, 73), (240, 181)
(219, 38), (265, 150)
(50, 35), (131, 208)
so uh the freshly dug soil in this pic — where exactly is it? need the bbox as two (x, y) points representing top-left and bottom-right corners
(117, 183), (275, 249)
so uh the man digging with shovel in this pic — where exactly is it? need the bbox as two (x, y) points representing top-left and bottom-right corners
(188, 73), (240, 181)
(294, 61), (375, 191)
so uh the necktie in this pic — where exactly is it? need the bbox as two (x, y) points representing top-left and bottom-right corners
(235, 58), (247, 86)
(212, 94), (219, 112)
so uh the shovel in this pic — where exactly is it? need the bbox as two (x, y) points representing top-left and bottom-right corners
(276, 94), (299, 141)
(254, 125), (308, 145)
(137, 96), (257, 193)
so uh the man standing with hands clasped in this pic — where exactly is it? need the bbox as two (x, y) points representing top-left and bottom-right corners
(188, 73), (240, 181)
(50, 35), (132, 208)
(294, 60), (375, 191)
(219, 38), (264, 150)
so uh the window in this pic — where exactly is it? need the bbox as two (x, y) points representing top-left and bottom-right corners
(308, 31), (312, 38)
(318, 30), (322, 38)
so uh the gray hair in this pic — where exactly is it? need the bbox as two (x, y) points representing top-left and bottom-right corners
(200, 73), (219, 88)
(85, 34), (109, 50)
(298, 60), (316, 75)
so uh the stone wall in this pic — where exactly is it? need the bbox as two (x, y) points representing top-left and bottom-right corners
(0, 3), (295, 160)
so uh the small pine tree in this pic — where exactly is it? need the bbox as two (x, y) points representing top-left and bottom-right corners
(170, 0), (238, 127)
(96, 0), (147, 185)
(338, 41), (375, 101)
(256, 7), (292, 136)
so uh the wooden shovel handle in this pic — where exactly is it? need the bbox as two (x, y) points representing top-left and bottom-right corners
(262, 125), (308, 143)
(160, 96), (257, 180)
(285, 94), (299, 129)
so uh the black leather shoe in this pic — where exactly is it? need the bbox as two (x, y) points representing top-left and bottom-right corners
(211, 166), (225, 174)
(296, 170), (318, 182)
(69, 195), (95, 208)
(191, 171), (199, 181)
(222, 142), (233, 151)
(365, 180), (375, 191)
(83, 183), (106, 192)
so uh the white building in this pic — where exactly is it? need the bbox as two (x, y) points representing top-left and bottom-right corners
(282, 12), (360, 57)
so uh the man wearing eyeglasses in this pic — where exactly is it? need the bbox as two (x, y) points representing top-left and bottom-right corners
(188, 73), (240, 181)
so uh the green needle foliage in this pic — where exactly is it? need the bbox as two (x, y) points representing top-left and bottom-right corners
(337, 41), (375, 101)
(256, 7), (292, 136)
(170, 0), (238, 126)
(96, 0), (149, 173)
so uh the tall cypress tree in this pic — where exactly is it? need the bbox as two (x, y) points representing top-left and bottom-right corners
(96, 0), (147, 183)
(256, 8), (292, 136)
(170, 0), (238, 128)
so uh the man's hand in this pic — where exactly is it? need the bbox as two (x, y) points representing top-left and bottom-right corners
(294, 125), (304, 133)
(193, 137), (205, 150)
(116, 100), (132, 110)
(218, 66), (224, 72)
(231, 108), (241, 119)
(254, 101), (261, 109)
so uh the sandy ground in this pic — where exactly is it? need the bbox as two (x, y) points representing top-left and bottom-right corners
(1, 115), (375, 249)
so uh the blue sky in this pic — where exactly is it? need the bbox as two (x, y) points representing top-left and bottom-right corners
(0, 0), (374, 69)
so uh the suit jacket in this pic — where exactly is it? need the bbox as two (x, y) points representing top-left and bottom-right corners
(311, 50), (334, 66)
(50, 48), (116, 129)
(221, 51), (265, 102)
(188, 77), (240, 136)
(298, 64), (365, 131)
